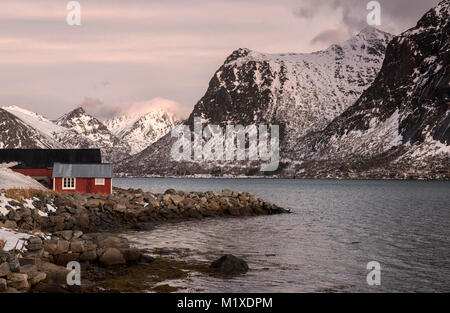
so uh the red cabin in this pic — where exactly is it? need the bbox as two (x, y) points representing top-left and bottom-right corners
(52, 163), (113, 194)
(0, 149), (112, 194)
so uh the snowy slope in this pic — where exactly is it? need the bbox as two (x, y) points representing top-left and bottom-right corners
(0, 108), (63, 149)
(0, 165), (47, 190)
(2, 105), (66, 136)
(105, 109), (180, 154)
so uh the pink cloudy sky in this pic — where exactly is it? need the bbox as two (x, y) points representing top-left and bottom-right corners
(0, 0), (439, 120)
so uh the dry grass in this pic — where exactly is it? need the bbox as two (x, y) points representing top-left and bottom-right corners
(2, 188), (52, 203)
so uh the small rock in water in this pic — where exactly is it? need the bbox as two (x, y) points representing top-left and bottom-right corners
(139, 254), (156, 264)
(210, 254), (249, 275)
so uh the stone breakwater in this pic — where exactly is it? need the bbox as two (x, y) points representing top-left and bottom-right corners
(0, 230), (156, 293)
(0, 187), (289, 293)
(0, 188), (289, 233)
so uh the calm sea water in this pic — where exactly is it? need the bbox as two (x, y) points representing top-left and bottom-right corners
(114, 178), (450, 293)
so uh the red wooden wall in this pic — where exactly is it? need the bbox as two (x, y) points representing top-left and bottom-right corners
(12, 168), (53, 188)
(53, 177), (112, 194)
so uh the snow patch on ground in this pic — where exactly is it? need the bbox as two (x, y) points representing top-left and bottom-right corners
(0, 227), (31, 251)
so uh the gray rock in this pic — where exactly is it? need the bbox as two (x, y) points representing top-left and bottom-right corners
(38, 262), (71, 285)
(210, 254), (249, 274)
(54, 253), (80, 266)
(118, 248), (142, 264)
(55, 230), (73, 241)
(79, 250), (97, 262)
(70, 240), (85, 253)
(26, 243), (43, 251)
(43, 239), (70, 255)
(7, 273), (29, 290)
(9, 256), (20, 273)
(139, 254), (155, 264)
(99, 248), (126, 267)
(0, 262), (10, 277)
(19, 264), (38, 279)
(0, 278), (6, 292)
(72, 231), (83, 240)
(28, 237), (43, 245)
(30, 272), (47, 286)
(97, 236), (129, 249)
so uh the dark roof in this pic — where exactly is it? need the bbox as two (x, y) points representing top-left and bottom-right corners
(0, 149), (102, 169)
(52, 163), (113, 178)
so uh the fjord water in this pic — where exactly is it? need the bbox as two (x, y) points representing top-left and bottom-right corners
(114, 178), (450, 292)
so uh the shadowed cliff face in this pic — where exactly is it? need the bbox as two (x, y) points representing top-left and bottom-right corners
(294, 0), (449, 156)
(188, 27), (392, 144)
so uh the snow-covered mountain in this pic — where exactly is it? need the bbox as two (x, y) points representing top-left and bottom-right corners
(189, 26), (392, 144)
(116, 27), (394, 176)
(105, 109), (180, 154)
(287, 0), (450, 179)
(54, 107), (132, 162)
(0, 108), (62, 149)
(0, 105), (179, 162)
(117, 1), (449, 179)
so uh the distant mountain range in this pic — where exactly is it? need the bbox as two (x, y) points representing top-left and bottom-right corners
(0, 105), (180, 162)
(1, 0), (448, 179)
(116, 0), (449, 179)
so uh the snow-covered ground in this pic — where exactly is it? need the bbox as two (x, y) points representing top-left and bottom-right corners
(0, 227), (31, 251)
(0, 164), (47, 190)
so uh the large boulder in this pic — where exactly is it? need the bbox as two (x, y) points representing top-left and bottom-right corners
(8, 256), (20, 273)
(210, 255), (249, 275)
(70, 240), (86, 253)
(79, 250), (97, 262)
(96, 235), (129, 249)
(118, 248), (142, 264)
(0, 278), (6, 292)
(99, 248), (126, 267)
(0, 262), (10, 277)
(29, 272), (47, 286)
(43, 239), (70, 255)
(39, 262), (71, 285)
(7, 273), (29, 290)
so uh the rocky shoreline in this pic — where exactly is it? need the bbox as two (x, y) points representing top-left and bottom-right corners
(0, 187), (289, 293)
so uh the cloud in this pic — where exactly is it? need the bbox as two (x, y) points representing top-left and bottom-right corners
(81, 97), (189, 121)
(310, 29), (350, 45)
(80, 97), (103, 110)
(293, 0), (441, 37)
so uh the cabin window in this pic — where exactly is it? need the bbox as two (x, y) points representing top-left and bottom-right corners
(95, 178), (105, 186)
(62, 178), (76, 190)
